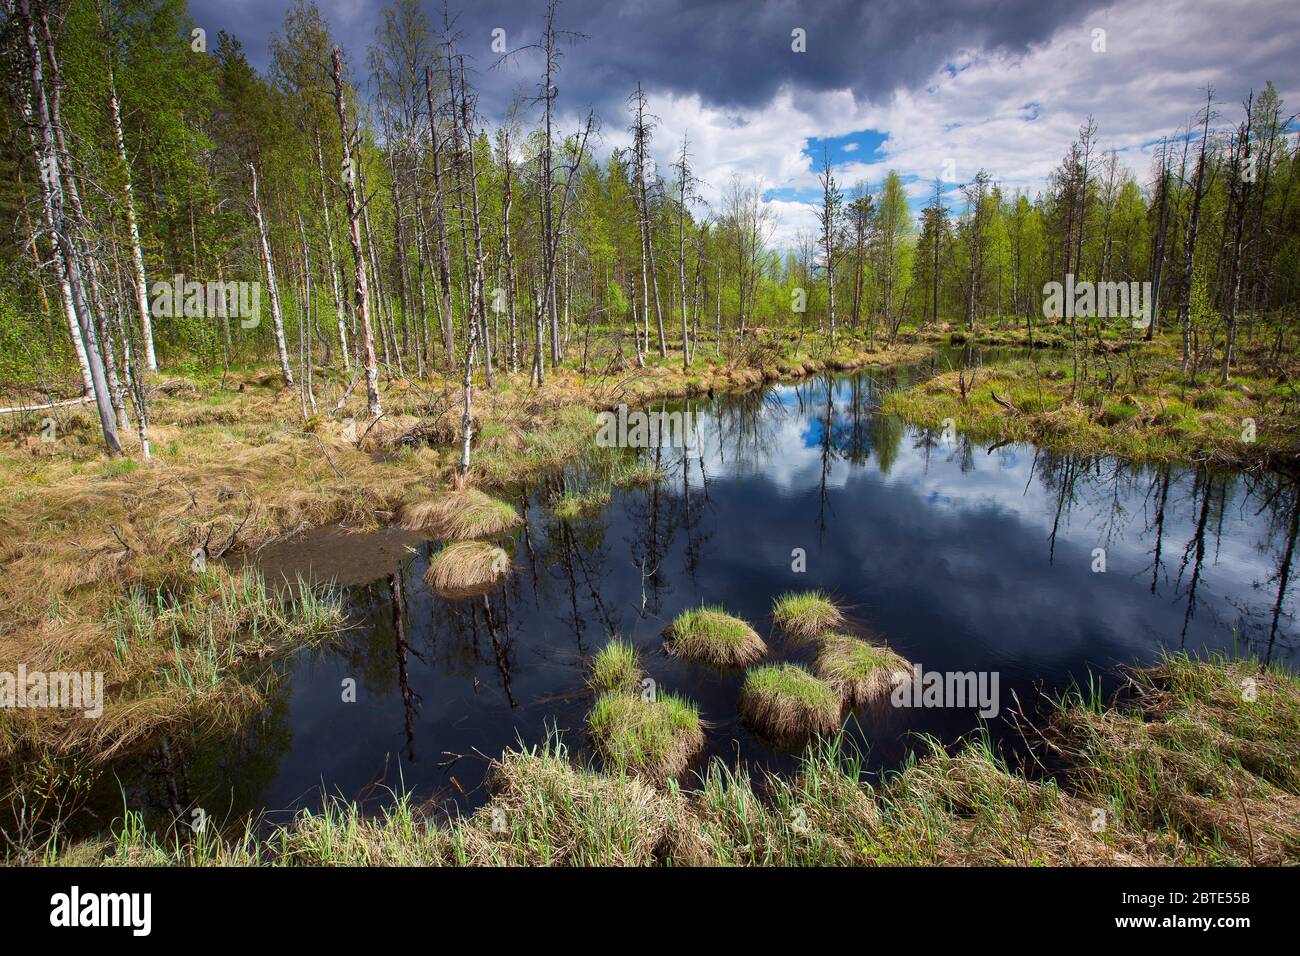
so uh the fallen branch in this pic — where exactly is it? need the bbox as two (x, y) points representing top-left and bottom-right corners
(990, 390), (1019, 414)
(215, 490), (255, 558)
(354, 412), (387, 449)
(331, 369), (361, 415)
(255, 521), (309, 553)
(311, 433), (346, 480)
(0, 394), (91, 415)
(108, 524), (133, 556)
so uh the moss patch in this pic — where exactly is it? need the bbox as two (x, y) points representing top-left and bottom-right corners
(880, 335), (1299, 467)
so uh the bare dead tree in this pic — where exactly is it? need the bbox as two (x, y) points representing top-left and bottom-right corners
(248, 161), (294, 387)
(1178, 89), (1215, 375)
(331, 45), (382, 416)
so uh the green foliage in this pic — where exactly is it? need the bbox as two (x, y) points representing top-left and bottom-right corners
(0, 1), (1297, 431)
(588, 638), (642, 694)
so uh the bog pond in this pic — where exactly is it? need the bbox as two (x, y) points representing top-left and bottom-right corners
(81, 358), (1300, 833)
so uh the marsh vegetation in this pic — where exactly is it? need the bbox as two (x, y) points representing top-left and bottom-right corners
(4, 364), (1296, 866)
(0, 0), (1298, 869)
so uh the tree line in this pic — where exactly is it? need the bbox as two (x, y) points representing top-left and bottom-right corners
(0, 0), (1297, 458)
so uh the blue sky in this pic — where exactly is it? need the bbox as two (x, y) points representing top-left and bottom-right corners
(190, 0), (1300, 250)
(766, 127), (976, 221)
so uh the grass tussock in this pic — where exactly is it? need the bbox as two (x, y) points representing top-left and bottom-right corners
(1044, 653), (1300, 864)
(869, 735), (1155, 865)
(396, 487), (521, 540)
(771, 590), (845, 643)
(0, 338), (922, 765)
(587, 639), (643, 695)
(423, 541), (511, 600)
(814, 633), (910, 708)
(32, 656), (1300, 867)
(739, 663), (842, 745)
(69, 737), (683, 867)
(553, 487), (611, 522)
(586, 691), (704, 783)
(663, 605), (766, 668)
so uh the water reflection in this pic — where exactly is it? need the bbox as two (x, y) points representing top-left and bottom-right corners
(102, 369), (1300, 834)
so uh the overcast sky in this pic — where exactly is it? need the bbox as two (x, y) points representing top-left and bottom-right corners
(191, 0), (1300, 247)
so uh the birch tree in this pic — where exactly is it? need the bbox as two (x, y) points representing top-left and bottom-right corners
(331, 45), (381, 416)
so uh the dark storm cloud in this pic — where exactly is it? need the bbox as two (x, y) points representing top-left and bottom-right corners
(189, 0), (1109, 115)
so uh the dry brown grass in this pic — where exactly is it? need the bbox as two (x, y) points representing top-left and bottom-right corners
(0, 374), (565, 759)
(875, 741), (1162, 865)
(340, 414), (422, 451)
(396, 487), (521, 539)
(423, 541), (511, 599)
(0, 339), (932, 769)
(1040, 655), (1300, 863)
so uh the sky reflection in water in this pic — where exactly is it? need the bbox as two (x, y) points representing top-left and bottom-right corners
(138, 370), (1300, 826)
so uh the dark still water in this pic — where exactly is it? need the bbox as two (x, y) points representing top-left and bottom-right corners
(106, 368), (1300, 832)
